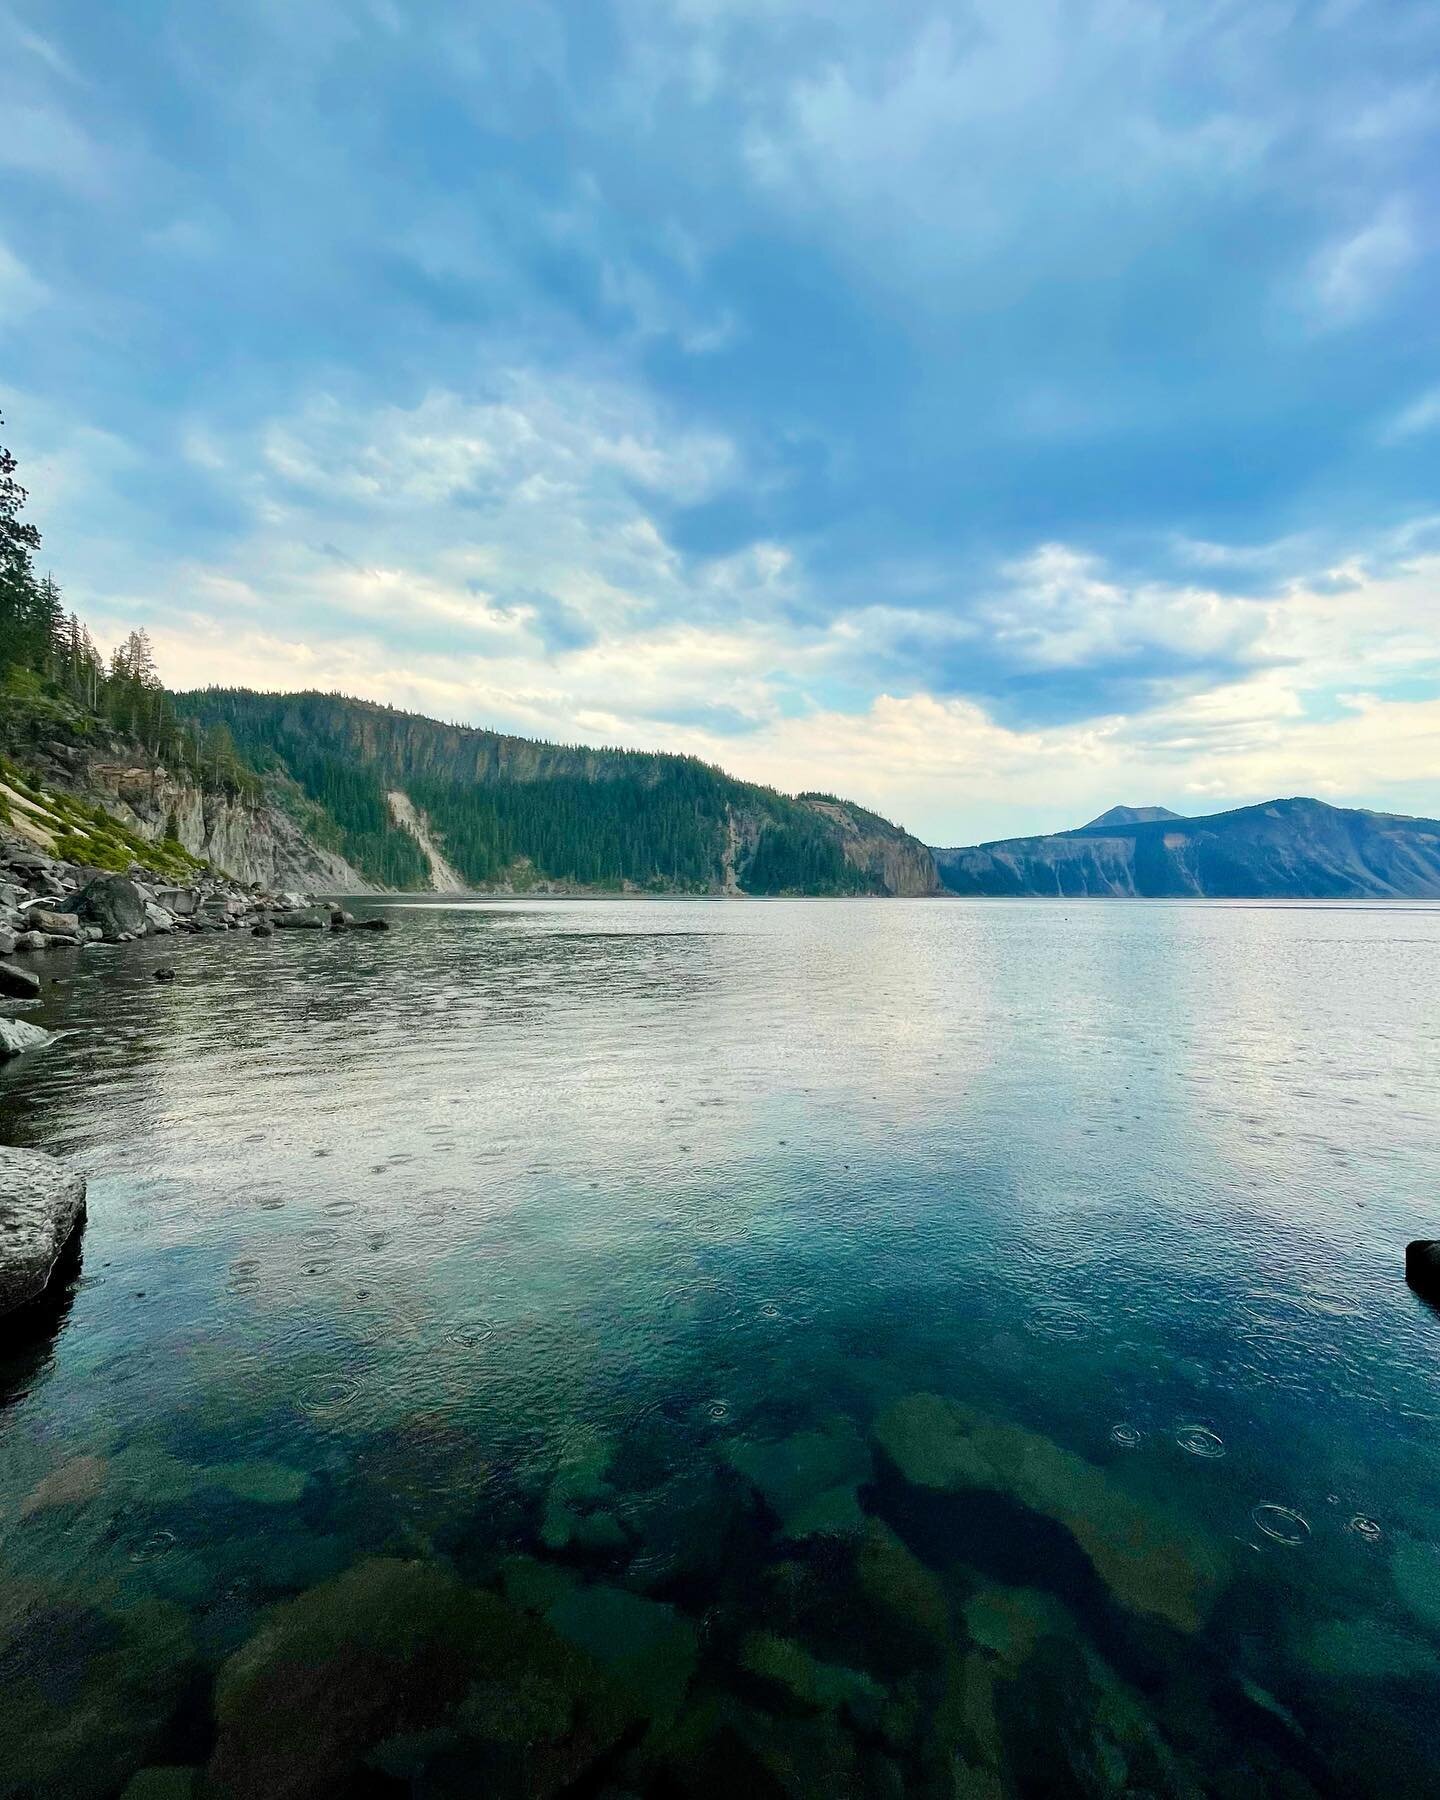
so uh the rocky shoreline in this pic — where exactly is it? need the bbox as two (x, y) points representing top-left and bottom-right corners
(0, 835), (390, 1316)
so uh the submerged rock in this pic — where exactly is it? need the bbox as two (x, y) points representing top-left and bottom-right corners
(73, 873), (148, 940)
(541, 1425), (626, 1553)
(0, 1590), (196, 1800)
(0, 1144), (86, 1314)
(854, 1520), (950, 1661)
(544, 1583), (698, 1721)
(728, 1416), (873, 1539)
(207, 1558), (634, 1800)
(208, 1558), (479, 1800)
(19, 1452), (108, 1516)
(1296, 1614), (1439, 1682)
(874, 1393), (1227, 1632)
(1390, 1538), (1440, 1634)
(738, 1630), (884, 1727)
(119, 1770), (199, 1800)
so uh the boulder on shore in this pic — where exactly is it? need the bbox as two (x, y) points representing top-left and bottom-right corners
(0, 1017), (52, 1058)
(27, 908), (81, 937)
(274, 909), (328, 930)
(0, 960), (40, 1000)
(0, 1144), (86, 1314)
(73, 874), (147, 941)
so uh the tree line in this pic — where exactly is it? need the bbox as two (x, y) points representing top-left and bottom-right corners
(0, 413), (258, 796)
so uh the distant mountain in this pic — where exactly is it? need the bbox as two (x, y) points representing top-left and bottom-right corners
(932, 797), (1440, 899)
(1082, 804), (1184, 828)
(176, 689), (940, 897)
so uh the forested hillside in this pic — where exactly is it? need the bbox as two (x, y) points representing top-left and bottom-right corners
(179, 688), (939, 896)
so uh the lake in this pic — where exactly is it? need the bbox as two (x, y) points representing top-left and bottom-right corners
(2, 896), (1439, 1799)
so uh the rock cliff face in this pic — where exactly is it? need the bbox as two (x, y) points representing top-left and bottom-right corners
(798, 796), (941, 897)
(0, 724), (368, 891)
(933, 798), (1440, 899)
(89, 757), (369, 890)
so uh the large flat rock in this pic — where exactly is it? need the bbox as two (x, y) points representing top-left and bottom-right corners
(0, 1145), (87, 1314)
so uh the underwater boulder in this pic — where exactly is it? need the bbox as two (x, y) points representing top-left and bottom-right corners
(0, 1590), (196, 1800)
(207, 1559), (482, 1800)
(727, 1416), (873, 1539)
(541, 1425), (627, 1554)
(873, 1394), (1227, 1633)
(208, 1558), (634, 1800)
(544, 1582), (699, 1722)
(119, 1771), (199, 1800)
(738, 1631), (885, 1730)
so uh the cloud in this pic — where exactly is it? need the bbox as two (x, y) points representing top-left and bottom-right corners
(2, 0), (1439, 840)
(1306, 198), (1417, 327)
(1381, 385), (1440, 443)
(0, 237), (46, 327)
(0, 102), (105, 193)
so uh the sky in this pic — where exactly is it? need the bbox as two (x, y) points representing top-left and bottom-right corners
(1, 0), (1438, 845)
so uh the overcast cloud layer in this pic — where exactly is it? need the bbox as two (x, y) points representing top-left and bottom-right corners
(2, 0), (1437, 842)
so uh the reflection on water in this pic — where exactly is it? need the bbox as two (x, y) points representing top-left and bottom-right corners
(1, 897), (1439, 1798)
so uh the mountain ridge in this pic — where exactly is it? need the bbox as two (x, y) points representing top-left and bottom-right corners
(932, 796), (1440, 899)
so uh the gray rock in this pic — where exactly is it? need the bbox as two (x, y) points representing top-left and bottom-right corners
(154, 886), (199, 916)
(73, 873), (147, 940)
(274, 909), (328, 930)
(0, 961), (39, 999)
(0, 1018), (52, 1058)
(17, 930), (49, 951)
(0, 931), (16, 957)
(0, 1145), (85, 1315)
(27, 907), (82, 936)
(352, 917), (391, 932)
(144, 902), (177, 934)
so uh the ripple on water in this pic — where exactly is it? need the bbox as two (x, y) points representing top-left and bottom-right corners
(1347, 1514), (1383, 1542)
(1176, 1425), (1226, 1459)
(1110, 1423), (1144, 1448)
(300, 1376), (362, 1417)
(128, 1528), (177, 1564)
(1252, 1503), (1311, 1545)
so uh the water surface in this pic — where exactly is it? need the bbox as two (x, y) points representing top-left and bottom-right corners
(2, 898), (1439, 1798)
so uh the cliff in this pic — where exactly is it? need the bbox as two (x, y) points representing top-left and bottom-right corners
(933, 797), (1440, 899)
(0, 696), (368, 890)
